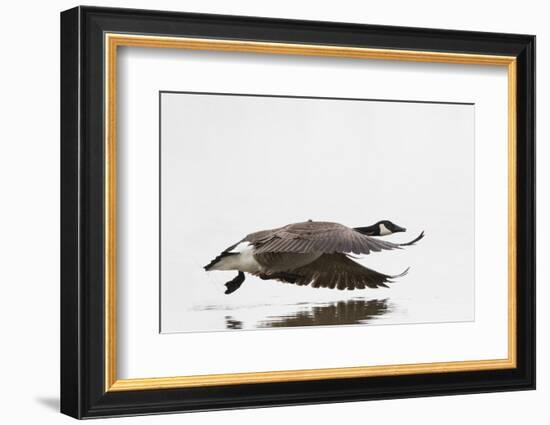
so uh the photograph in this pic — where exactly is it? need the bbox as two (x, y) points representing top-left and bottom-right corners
(160, 92), (475, 333)
(57, 5), (535, 419)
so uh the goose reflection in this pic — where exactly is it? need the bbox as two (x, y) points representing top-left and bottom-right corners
(257, 298), (391, 329)
(224, 315), (243, 329)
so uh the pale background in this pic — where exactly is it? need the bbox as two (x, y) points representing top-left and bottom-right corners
(160, 93), (475, 333)
(0, 0), (547, 424)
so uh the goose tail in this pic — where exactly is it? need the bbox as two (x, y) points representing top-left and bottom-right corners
(204, 252), (238, 271)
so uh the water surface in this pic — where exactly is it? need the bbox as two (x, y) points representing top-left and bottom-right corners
(188, 298), (394, 332)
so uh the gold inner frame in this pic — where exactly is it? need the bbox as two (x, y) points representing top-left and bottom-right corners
(104, 33), (517, 392)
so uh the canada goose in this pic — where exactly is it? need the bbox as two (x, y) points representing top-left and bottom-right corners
(204, 220), (424, 294)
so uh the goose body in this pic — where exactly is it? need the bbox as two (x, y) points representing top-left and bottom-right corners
(205, 220), (424, 294)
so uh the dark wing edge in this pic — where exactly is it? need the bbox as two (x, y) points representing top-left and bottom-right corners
(399, 231), (425, 246)
(261, 253), (410, 290)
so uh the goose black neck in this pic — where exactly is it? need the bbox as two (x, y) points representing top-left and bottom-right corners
(354, 224), (378, 236)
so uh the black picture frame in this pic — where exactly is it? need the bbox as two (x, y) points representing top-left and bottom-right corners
(61, 5), (535, 419)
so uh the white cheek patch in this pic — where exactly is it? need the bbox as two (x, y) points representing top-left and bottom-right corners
(228, 241), (252, 253)
(379, 223), (392, 236)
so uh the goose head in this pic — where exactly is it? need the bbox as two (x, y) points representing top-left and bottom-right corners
(355, 220), (406, 236)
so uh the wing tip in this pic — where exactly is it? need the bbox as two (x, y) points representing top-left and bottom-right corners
(388, 266), (410, 281)
(400, 231), (425, 247)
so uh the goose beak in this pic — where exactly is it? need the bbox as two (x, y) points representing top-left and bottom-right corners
(394, 225), (406, 233)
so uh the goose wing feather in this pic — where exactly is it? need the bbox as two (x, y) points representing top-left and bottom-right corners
(245, 221), (402, 255)
(267, 253), (409, 290)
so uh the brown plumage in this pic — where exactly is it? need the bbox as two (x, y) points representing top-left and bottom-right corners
(204, 220), (424, 294)
(253, 252), (409, 290)
(246, 221), (403, 255)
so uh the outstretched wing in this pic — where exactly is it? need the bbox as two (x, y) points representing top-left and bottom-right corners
(265, 253), (409, 290)
(247, 221), (418, 255)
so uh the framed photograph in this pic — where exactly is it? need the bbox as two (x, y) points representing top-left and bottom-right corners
(60, 6), (535, 419)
